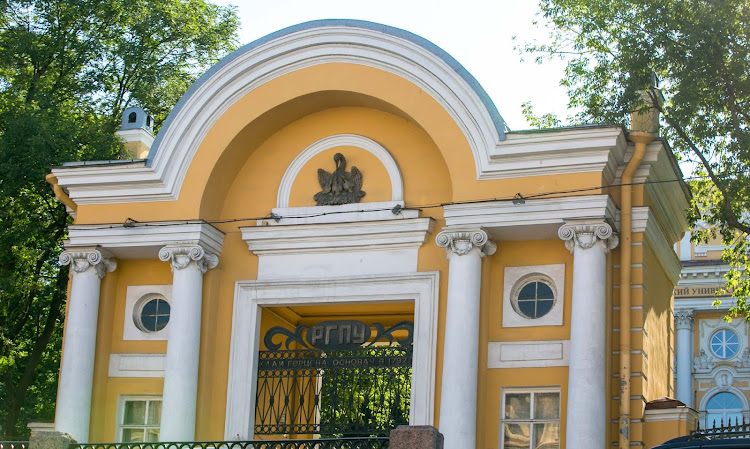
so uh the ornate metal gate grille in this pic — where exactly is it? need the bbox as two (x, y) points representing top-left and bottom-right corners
(255, 320), (413, 437)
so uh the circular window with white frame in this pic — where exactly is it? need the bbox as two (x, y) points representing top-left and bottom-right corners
(133, 295), (171, 333)
(511, 275), (557, 320)
(710, 328), (741, 359)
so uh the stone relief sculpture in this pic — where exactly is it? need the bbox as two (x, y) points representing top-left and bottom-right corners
(736, 348), (750, 369)
(314, 153), (365, 206)
(694, 349), (717, 371)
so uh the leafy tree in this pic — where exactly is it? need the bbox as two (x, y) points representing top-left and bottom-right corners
(522, 0), (750, 317)
(0, 0), (238, 438)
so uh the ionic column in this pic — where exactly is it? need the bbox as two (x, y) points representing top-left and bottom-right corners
(558, 222), (618, 449)
(674, 309), (695, 407)
(158, 244), (218, 441)
(436, 229), (496, 449)
(55, 249), (117, 443)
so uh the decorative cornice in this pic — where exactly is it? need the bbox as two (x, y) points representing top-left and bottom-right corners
(674, 309), (695, 330)
(242, 218), (433, 255)
(59, 249), (117, 279)
(436, 229), (496, 258)
(65, 221), (224, 260)
(558, 222), (619, 253)
(443, 194), (617, 241)
(158, 244), (218, 274)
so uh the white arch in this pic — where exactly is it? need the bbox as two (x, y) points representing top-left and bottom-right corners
(277, 134), (403, 208)
(52, 22), (504, 204)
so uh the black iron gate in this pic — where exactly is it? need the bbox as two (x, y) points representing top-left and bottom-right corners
(255, 320), (413, 437)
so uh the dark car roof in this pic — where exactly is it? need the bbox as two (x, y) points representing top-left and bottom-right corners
(653, 431), (750, 448)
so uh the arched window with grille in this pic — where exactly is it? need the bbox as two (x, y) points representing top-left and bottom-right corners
(706, 392), (743, 428)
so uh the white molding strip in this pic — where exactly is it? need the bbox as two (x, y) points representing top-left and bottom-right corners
(224, 272), (440, 440)
(487, 340), (570, 369)
(277, 134), (403, 208)
(109, 354), (165, 378)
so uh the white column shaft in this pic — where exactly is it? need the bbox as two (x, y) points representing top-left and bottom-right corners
(566, 244), (607, 449)
(676, 323), (694, 407)
(160, 263), (204, 441)
(439, 249), (482, 449)
(55, 268), (102, 443)
(55, 250), (115, 443)
(436, 229), (494, 449)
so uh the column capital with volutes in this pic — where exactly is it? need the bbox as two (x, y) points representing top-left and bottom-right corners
(558, 221), (619, 254)
(59, 248), (117, 279)
(159, 244), (218, 274)
(436, 229), (496, 258)
(674, 309), (695, 330)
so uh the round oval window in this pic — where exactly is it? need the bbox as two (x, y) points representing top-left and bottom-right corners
(515, 280), (555, 319)
(137, 297), (171, 332)
(711, 329), (740, 359)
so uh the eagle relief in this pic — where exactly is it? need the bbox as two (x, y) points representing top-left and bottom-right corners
(313, 153), (366, 206)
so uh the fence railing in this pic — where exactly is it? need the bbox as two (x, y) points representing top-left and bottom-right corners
(70, 438), (389, 449)
(0, 443), (28, 449)
(692, 416), (750, 440)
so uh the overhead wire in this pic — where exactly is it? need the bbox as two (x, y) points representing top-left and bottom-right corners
(55, 173), (711, 232)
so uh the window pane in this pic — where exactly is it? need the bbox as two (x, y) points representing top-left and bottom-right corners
(518, 284), (537, 300)
(518, 300), (536, 318)
(147, 400), (162, 425)
(141, 315), (157, 332)
(505, 393), (531, 419)
(122, 428), (145, 442)
(155, 314), (170, 331)
(536, 283), (554, 300)
(503, 423), (530, 449)
(534, 393), (560, 419)
(156, 299), (171, 315)
(142, 300), (158, 316)
(536, 300), (554, 318)
(146, 428), (160, 442)
(533, 423), (559, 449)
(123, 401), (146, 425)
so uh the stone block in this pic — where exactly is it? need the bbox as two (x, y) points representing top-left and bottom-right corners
(389, 425), (444, 449)
(29, 431), (76, 449)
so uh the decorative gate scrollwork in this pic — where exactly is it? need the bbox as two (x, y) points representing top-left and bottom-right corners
(255, 320), (413, 436)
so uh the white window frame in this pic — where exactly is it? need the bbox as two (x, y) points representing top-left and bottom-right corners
(123, 285), (172, 341)
(503, 264), (565, 328)
(499, 387), (561, 449)
(116, 395), (162, 442)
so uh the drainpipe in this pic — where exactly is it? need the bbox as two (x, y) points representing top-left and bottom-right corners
(619, 131), (652, 448)
(619, 86), (661, 449)
(46, 173), (78, 214)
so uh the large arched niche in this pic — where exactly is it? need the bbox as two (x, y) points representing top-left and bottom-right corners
(208, 95), (452, 221)
(138, 20), (507, 215)
(181, 62), (469, 219)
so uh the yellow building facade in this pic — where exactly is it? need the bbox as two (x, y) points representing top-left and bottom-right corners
(673, 232), (750, 430)
(48, 20), (692, 449)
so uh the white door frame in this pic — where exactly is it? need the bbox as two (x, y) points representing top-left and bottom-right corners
(224, 272), (440, 440)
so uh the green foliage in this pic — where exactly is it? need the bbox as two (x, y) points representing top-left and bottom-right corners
(521, 101), (562, 129)
(0, 0), (238, 438)
(524, 0), (750, 316)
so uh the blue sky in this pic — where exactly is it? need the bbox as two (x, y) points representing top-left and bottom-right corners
(211, 0), (570, 131)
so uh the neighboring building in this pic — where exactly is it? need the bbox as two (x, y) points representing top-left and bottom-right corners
(47, 20), (693, 449)
(673, 232), (748, 429)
